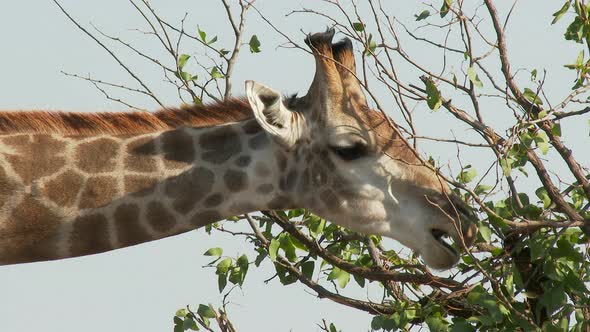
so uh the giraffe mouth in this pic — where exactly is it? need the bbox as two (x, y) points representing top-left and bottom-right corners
(431, 228), (458, 256)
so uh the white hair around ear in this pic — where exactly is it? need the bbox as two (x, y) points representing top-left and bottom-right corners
(245, 80), (305, 147)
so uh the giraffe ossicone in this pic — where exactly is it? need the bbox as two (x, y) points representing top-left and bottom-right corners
(0, 30), (477, 269)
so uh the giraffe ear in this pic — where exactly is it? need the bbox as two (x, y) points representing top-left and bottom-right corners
(245, 80), (304, 147)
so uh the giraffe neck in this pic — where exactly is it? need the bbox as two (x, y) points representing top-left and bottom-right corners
(0, 118), (296, 265)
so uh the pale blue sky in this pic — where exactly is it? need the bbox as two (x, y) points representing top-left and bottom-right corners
(0, 1), (587, 331)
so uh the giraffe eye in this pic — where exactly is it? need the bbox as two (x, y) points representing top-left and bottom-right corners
(330, 143), (368, 161)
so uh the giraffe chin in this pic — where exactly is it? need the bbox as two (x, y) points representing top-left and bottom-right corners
(420, 231), (461, 270)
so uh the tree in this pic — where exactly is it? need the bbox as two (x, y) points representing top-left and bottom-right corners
(54, 0), (590, 331)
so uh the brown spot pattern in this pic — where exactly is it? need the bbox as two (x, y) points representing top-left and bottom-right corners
(125, 137), (159, 172)
(235, 155), (252, 168)
(242, 119), (262, 135)
(164, 167), (214, 214)
(79, 176), (118, 209)
(254, 162), (271, 177)
(0, 166), (18, 209)
(199, 127), (241, 164)
(280, 170), (298, 192)
(190, 210), (222, 227)
(114, 204), (151, 247)
(70, 214), (111, 256)
(5, 134), (66, 185)
(248, 132), (270, 150)
(267, 195), (291, 210)
(299, 168), (311, 193)
(146, 201), (176, 233)
(4, 196), (60, 263)
(124, 175), (158, 196)
(161, 129), (195, 168)
(223, 169), (247, 192)
(42, 170), (84, 207)
(256, 184), (274, 194)
(229, 201), (257, 214)
(203, 193), (223, 208)
(76, 137), (119, 173)
(275, 151), (287, 172)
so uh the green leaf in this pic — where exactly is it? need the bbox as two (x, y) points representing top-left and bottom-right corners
(197, 304), (216, 319)
(533, 131), (550, 154)
(511, 263), (524, 290)
(175, 70), (192, 82)
(551, 123), (562, 137)
(280, 234), (298, 262)
(232, 254), (249, 286)
(538, 141), (550, 154)
(183, 317), (199, 331)
(500, 158), (513, 177)
(329, 323), (337, 332)
(178, 54), (190, 70)
(327, 267), (350, 288)
(564, 270), (587, 295)
(301, 261), (314, 279)
(268, 238), (279, 262)
(467, 285), (505, 324)
(564, 17), (584, 42)
(552, 1), (570, 24)
(216, 257), (232, 275)
(474, 184), (493, 195)
(539, 285), (566, 315)
(458, 165), (477, 183)
(365, 34), (377, 55)
(371, 316), (384, 330)
(174, 321), (184, 332)
(425, 80), (442, 111)
(478, 222), (492, 243)
(203, 247), (223, 257)
(352, 22), (364, 31)
(450, 318), (475, 332)
(531, 68), (538, 81)
(426, 316), (449, 332)
(523, 88), (543, 105)
(537, 110), (548, 119)
(210, 67), (224, 79)
(353, 274), (366, 288)
(198, 28), (207, 42)
(228, 266), (242, 285)
(207, 36), (217, 45)
(576, 50), (584, 66)
(535, 187), (552, 208)
(249, 35), (261, 53)
(237, 254), (248, 269)
(415, 10), (431, 21)
(217, 273), (227, 292)
(440, 0), (453, 18)
(491, 247), (504, 256)
(467, 67), (483, 88)
(175, 309), (187, 318)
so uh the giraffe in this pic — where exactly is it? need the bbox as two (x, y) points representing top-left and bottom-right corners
(0, 30), (477, 269)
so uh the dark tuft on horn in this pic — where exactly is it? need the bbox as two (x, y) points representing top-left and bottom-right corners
(304, 27), (336, 49)
(332, 37), (353, 55)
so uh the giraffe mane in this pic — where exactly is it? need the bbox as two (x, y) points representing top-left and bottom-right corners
(0, 98), (253, 135)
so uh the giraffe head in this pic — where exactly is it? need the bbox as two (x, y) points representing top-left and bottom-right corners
(245, 29), (478, 269)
